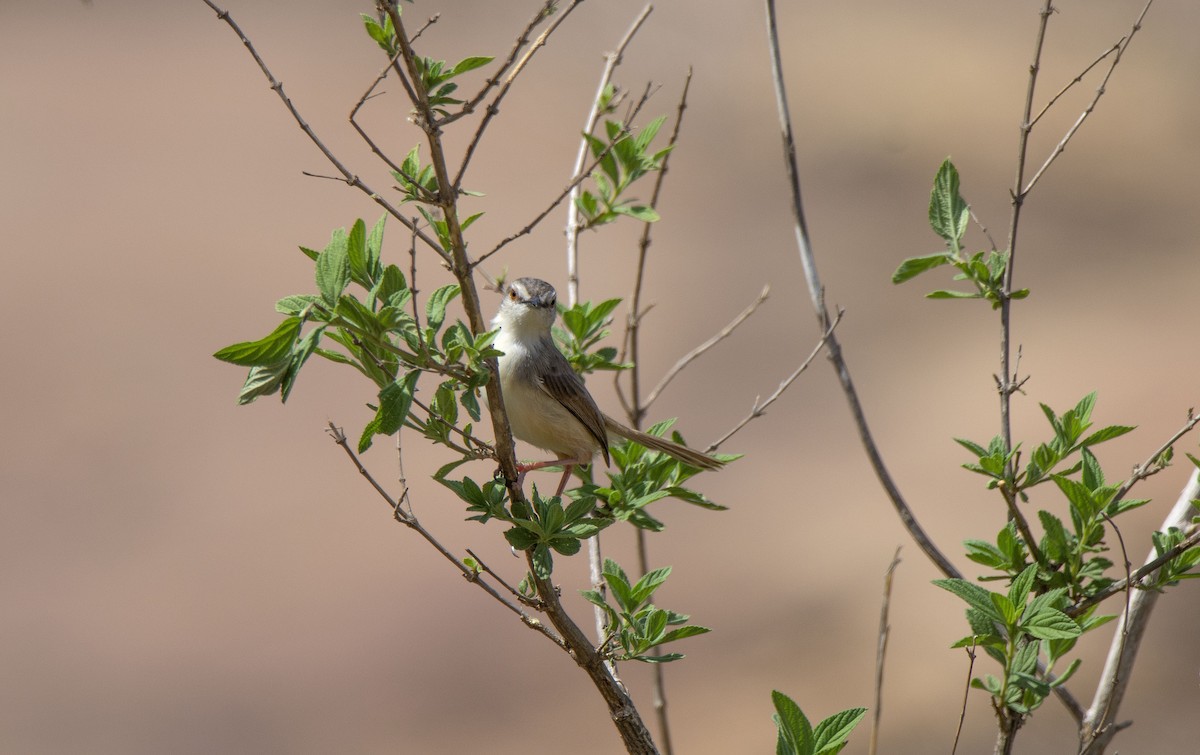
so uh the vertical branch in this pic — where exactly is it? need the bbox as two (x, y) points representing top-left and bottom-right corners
(998, 0), (1054, 516)
(763, 0), (961, 580)
(564, 4), (654, 303)
(869, 548), (902, 755)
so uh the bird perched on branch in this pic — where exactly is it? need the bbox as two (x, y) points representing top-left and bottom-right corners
(492, 277), (725, 496)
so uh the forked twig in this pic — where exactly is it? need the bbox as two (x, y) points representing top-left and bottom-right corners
(453, 0), (587, 189)
(707, 309), (840, 451)
(324, 421), (565, 648)
(641, 286), (770, 413)
(200, 0), (448, 261)
(1022, 1), (1155, 197)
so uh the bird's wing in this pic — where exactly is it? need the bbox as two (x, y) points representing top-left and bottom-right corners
(536, 357), (610, 464)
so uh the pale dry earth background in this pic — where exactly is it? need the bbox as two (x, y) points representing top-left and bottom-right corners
(3, 1), (1199, 753)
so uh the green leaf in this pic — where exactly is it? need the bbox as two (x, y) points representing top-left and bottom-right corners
(1007, 563), (1038, 607)
(892, 253), (951, 284)
(813, 707), (868, 755)
(214, 317), (302, 367)
(772, 690), (814, 755)
(425, 284), (461, 332)
(358, 371), (420, 453)
(1022, 608), (1081, 640)
(346, 218), (372, 288)
(450, 55), (494, 77)
(614, 203), (660, 222)
(934, 578), (1002, 622)
(236, 360), (289, 405)
(929, 158), (969, 245)
(316, 230), (351, 306)
(926, 289), (979, 299)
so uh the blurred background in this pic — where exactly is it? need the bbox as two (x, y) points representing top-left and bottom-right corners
(3, 1), (1198, 752)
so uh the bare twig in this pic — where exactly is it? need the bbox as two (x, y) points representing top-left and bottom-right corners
(640, 286), (769, 414)
(869, 548), (902, 755)
(1023, 1), (1155, 197)
(707, 309), (840, 451)
(565, 3), (654, 303)
(617, 66), (691, 425)
(951, 641), (978, 755)
(763, 0), (962, 581)
(1029, 41), (1122, 129)
(199, 0), (448, 261)
(1110, 408), (1200, 505)
(440, 0), (558, 128)
(472, 136), (626, 269)
(465, 548), (538, 606)
(324, 421), (565, 648)
(453, 0), (587, 189)
(1078, 469), (1199, 755)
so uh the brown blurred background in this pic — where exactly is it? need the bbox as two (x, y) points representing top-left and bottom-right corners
(3, 1), (1198, 753)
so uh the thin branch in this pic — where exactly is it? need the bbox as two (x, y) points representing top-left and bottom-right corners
(764, 0), (961, 580)
(324, 421), (565, 648)
(348, 48), (440, 204)
(1068, 520), (1200, 618)
(439, 0), (558, 128)
(1111, 407), (1200, 504)
(452, 0), (588, 189)
(707, 309), (841, 451)
(472, 136), (627, 269)
(617, 66), (691, 424)
(640, 285), (769, 413)
(869, 548), (901, 755)
(1029, 40), (1122, 129)
(465, 548), (538, 607)
(527, 557), (660, 754)
(951, 641), (978, 755)
(565, 3), (654, 303)
(1023, 0), (1154, 197)
(199, 0), (448, 261)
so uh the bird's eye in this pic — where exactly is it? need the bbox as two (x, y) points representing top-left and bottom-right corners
(508, 290), (518, 300)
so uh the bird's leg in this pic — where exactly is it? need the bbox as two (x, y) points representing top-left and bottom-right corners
(515, 454), (589, 498)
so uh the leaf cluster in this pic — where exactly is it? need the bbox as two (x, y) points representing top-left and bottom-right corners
(892, 159), (1029, 308)
(581, 559), (710, 663)
(957, 393), (1141, 601)
(213, 215), (500, 456)
(582, 419), (735, 532)
(575, 106), (671, 229)
(936, 564), (1104, 717)
(771, 691), (866, 755)
(553, 297), (630, 374)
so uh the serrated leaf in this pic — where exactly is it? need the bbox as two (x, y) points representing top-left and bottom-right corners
(934, 578), (1002, 622)
(425, 284), (461, 332)
(813, 707), (867, 755)
(772, 690), (814, 755)
(316, 231), (351, 306)
(929, 159), (969, 244)
(214, 317), (302, 366)
(1022, 608), (1081, 640)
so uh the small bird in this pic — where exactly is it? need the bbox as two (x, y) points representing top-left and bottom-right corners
(492, 277), (725, 496)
